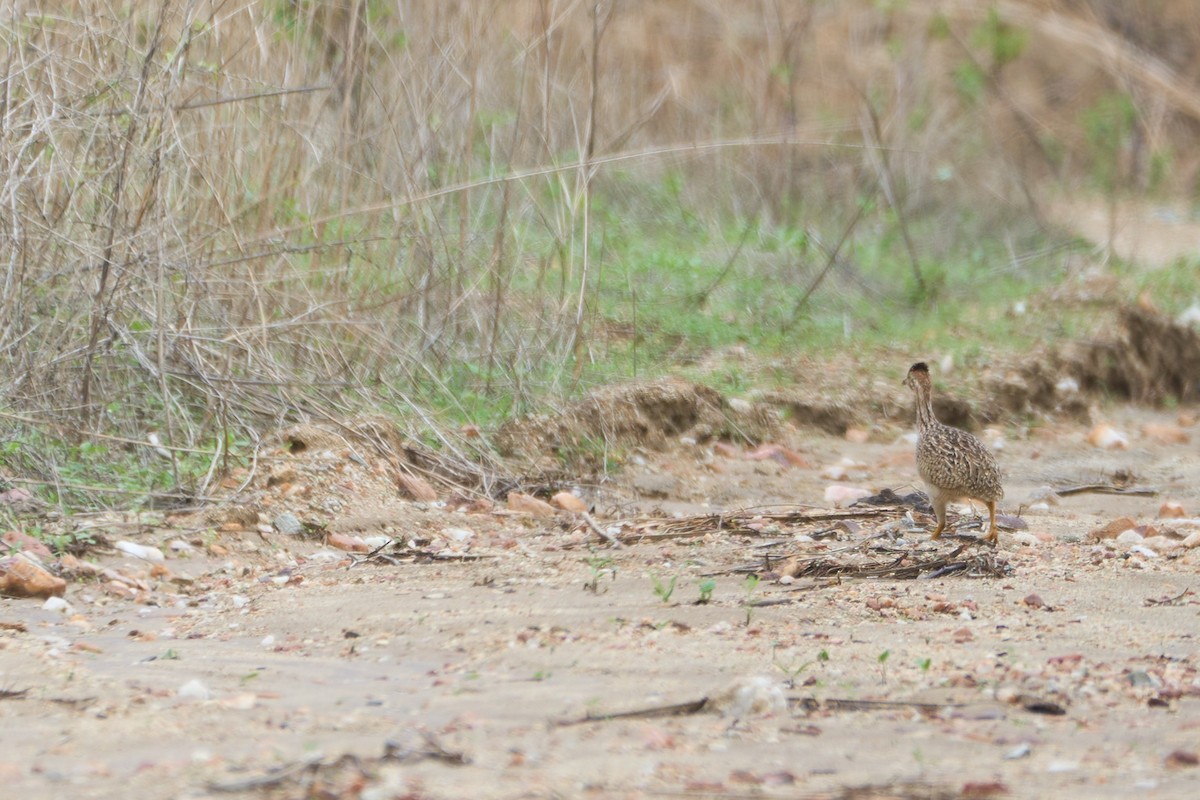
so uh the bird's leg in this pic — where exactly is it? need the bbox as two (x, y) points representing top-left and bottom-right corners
(930, 497), (948, 540)
(984, 501), (998, 544)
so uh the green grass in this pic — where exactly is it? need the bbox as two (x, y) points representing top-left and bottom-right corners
(0, 426), (231, 511)
(0, 169), (1096, 512)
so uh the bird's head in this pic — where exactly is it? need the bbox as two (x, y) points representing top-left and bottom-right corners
(903, 361), (930, 389)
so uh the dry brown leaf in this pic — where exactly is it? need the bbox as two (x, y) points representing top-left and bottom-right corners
(1088, 516), (1137, 541)
(507, 492), (556, 517)
(397, 472), (439, 502)
(550, 491), (587, 512)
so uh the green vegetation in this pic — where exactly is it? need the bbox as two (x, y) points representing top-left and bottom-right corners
(652, 574), (678, 604)
(584, 553), (616, 594)
(741, 575), (761, 626)
(0, 2), (1186, 512)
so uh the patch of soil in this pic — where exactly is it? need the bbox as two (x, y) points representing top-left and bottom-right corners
(1062, 305), (1200, 404)
(495, 377), (780, 467)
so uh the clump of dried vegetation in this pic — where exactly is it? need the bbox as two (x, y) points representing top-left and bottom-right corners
(1, 0), (1198, 507)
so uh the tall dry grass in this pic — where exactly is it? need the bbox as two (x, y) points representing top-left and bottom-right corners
(1, 0), (1197, 501)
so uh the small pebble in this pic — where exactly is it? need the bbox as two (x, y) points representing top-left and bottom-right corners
(115, 540), (165, 562)
(1116, 529), (1144, 545)
(42, 596), (72, 613)
(442, 528), (474, 543)
(178, 679), (212, 701)
(1005, 743), (1032, 760)
(272, 513), (303, 536)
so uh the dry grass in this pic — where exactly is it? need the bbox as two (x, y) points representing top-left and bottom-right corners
(1, 0), (1198, 505)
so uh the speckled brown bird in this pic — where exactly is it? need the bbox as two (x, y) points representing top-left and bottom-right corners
(903, 362), (1004, 543)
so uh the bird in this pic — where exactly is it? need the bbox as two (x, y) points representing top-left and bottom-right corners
(902, 361), (1004, 543)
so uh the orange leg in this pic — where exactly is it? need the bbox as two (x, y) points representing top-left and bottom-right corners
(984, 501), (998, 544)
(929, 497), (947, 540)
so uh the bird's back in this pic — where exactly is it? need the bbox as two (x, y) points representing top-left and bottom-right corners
(917, 421), (1004, 502)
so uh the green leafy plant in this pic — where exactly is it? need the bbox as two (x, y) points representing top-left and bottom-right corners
(584, 553), (616, 594)
(696, 578), (716, 605)
(742, 574), (761, 626)
(652, 574), (678, 603)
(877, 649), (892, 684)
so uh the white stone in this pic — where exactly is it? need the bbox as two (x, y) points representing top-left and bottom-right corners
(823, 485), (872, 507)
(442, 528), (474, 543)
(42, 596), (72, 613)
(1116, 529), (1144, 545)
(178, 679), (212, 701)
(115, 540), (165, 562)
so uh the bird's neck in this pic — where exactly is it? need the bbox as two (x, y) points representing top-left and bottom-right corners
(915, 383), (937, 433)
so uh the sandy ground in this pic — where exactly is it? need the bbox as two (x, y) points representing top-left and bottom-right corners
(2, 400), (1199, 800)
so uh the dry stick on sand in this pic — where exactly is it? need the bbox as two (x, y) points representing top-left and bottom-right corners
(557, 697), (711, 726)
(572, 506), (901, 548)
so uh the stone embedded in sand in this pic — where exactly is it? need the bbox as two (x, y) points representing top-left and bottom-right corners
(1087, 423), (1128, 449)
(1160, 501), (1187, 518)
(823, 485), (872, 507)
(1115, 529), (1144, 545)
(42, 596), (71, 613)
(743, 443), (810, 468)
(178, 679), (212, 701)
(272, 512), (303, 536)
(1142, 536), (1183, 553)
(0, 555), (67, 598)
(396, 472), (438, 502)
(506, 492), (556, 516)
(1182, 531), (1200, 549)
(550, 491), (587, 512)
(114, 540), (165, 562)
(1, 530), (53, 560)
(820, 464), (848, 480)
(1142, 423), (1190, 445)
(327, 532), (369, 552)
(1089, 516), (1137, 541)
